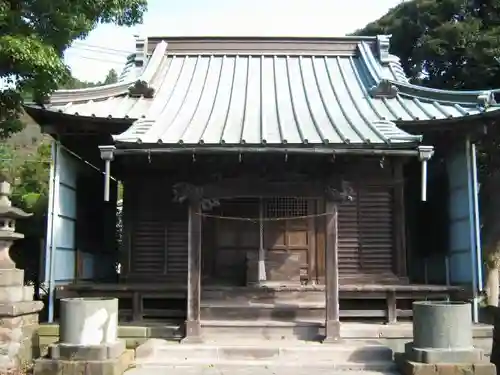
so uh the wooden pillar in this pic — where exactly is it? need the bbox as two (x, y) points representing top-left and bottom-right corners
(324, 199), (340, 343)
(183, 198), (203, 343)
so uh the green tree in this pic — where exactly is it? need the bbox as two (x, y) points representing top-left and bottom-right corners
(103, 69), (119, 85)
(55, 68), (120, 90)
(356, 0), (500, 306)
(0, 143), (15, 181)
(0, 0), (147, 139)
(12, 143), (51, 210)
(60, 76), (99, 90)
(354, 0), (500, 89)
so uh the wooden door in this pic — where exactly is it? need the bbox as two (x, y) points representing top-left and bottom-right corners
(263, 197), (317, 283)
(209, 197), (319, 285)
(209, 198), (260, 285)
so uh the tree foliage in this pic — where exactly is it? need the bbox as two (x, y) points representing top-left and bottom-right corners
(103, 69), (119, 85)
(354, 0), (500, 90)
(0, 141), (50, 210)
(0, 0), (147, 139)
(62, 68), (119, 89)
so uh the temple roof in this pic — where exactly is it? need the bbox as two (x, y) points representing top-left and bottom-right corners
(31, 35), (500, 147)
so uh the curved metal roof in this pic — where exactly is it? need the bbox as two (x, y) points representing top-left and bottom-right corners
(38, 35), (500, 147)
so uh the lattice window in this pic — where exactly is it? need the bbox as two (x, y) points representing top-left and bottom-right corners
(264, 197), (308, 219)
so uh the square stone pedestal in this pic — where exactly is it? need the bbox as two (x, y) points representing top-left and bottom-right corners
(398, 360), (496, 375)
(0, 268), (44, 372)
(34, 340), (134, 375)
(405, 342), (484, 364)
(396, 348), (496, 375)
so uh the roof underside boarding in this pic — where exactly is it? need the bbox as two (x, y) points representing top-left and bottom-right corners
(42, 36), (500, 149)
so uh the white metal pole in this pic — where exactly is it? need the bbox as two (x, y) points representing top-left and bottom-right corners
(421, 159), (428, 202)
(104, 159), (111, 202)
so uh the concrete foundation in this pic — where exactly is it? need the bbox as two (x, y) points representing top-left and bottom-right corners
(398, 357), (496, 375)
(405, 344), (484, 364)
(60, 297), (118, 346)
(35, 321), (494, 355)
(48, 340), (126, 361)
(33, 348), (134, 375)
(406, 301), (483, 364)
(413, 301), (473, 349)
(397, 301), (492, 375)
(35, 297), (128, 375)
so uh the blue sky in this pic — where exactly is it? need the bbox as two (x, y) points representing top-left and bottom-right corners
(64, 0), (405, 82)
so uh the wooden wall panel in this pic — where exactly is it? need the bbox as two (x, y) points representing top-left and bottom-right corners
(122, 177), (189, 282)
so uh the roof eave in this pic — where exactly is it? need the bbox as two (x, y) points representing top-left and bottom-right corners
(397, 108), (500, 132)
(48, 41), (169, 105)
(23, 104), (134, 135)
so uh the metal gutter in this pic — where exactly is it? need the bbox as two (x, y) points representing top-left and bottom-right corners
(112, 146), (423, 156)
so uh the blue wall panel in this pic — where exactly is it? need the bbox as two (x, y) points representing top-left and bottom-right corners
(446, 140), (476, 285)
(54, 146), (78, 284)
(45, 142), (79, 321)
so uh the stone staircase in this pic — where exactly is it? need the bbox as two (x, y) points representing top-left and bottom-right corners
(129, 338), (397, 373)
(200, 286), (326, 340)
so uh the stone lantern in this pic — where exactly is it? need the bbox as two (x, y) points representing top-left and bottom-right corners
(0, 180), (43, 372)
(0, 180), (32, 269)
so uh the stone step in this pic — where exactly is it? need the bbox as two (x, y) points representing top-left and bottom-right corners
(127, 365), (399, 375)
(136, 361), (397, 371)
(202, 287), (325, 304)
(135, 338), (395, 369)
(201, 319), (324, 341)
(200, 301), (325, 321)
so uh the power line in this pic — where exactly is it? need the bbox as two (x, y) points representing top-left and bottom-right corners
(71, 41), (135, 55)
(70, 45), (132, 57)
(65, 53), (126, 64)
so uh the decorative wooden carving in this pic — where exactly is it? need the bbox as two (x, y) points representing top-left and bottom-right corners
(172, 182), (219, 211)
(128, 80), (155, 98)
(370, 79), (399, 99)
(324, 180), (354, 203)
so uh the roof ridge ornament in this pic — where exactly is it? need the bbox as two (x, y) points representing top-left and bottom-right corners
(128, 80), (155, 99)
(477, 91), (496, 110)
(369, 79), (399, 99)
(376, 35), (392, 64)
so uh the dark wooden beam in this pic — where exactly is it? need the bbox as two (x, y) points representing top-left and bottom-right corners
(202, 180), (326, 199)
(182, 199), (203, 343)
(323, 199), (340, 343)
